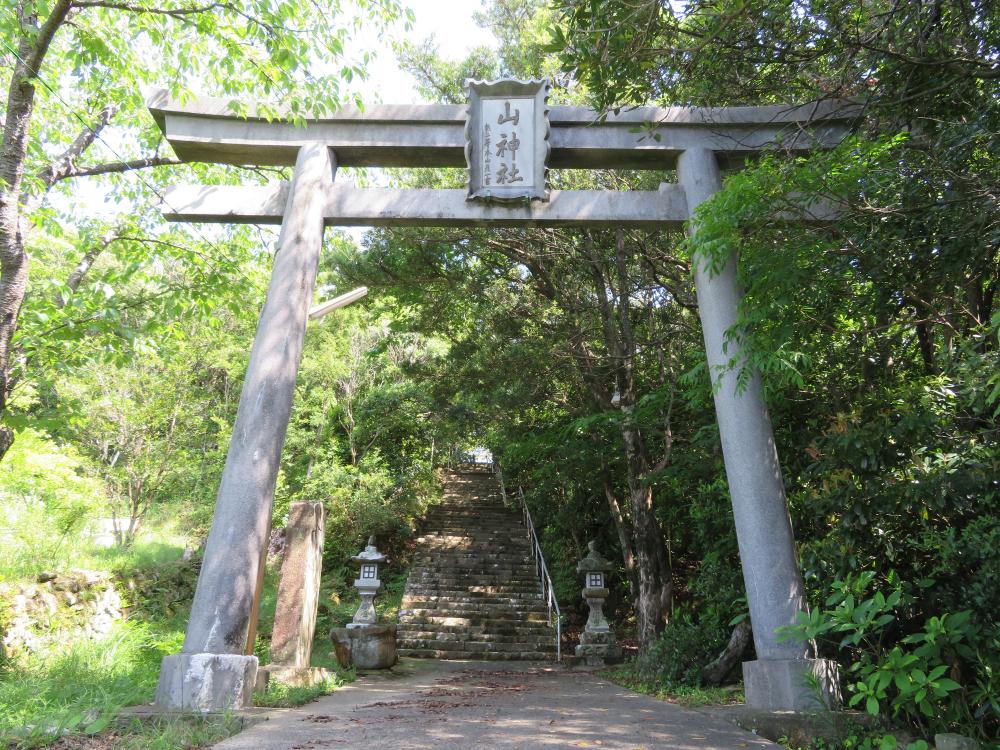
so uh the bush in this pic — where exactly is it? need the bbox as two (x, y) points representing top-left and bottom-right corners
(626, 610), (730, 689)
(780, 572), (998, 744)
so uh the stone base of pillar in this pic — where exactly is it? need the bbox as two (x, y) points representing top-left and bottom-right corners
(742, 658), (841, 711)
(254, 665), (331, 693)
(155, 653), (258, 712)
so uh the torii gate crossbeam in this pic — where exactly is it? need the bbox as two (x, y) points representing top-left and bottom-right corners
(149, 88), (852, 714)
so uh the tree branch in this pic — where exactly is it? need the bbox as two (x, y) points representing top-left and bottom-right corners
(36, 102), (119, 190)
(53, 156), (183, 181)
(71, 0), (227, 17)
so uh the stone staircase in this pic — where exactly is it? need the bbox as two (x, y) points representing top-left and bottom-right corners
(397, 470), (558, 660)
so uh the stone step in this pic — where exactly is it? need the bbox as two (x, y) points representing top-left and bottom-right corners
(410, 568), (538, 588)
(396, 621), (554, 637)
(415, 538), (529, 547)
(396, 639), (556, 654)
(409, 548), (532, 559)
(407, 564), (537, 574)
(417, 524), (524, 534)
(400, 598), (546, 610)
(412, 559), (535, 568)
(395, 629), (555, 644)
(396, 648), (554, 661)
(401, 588), (544, 601)
(404, 583), (542, 595)
(416, 526), (526, 535)
(400, 471), (556, 663)
(413, 549), (535, 565)
(414, 537), (531, 557)
(398, 613), (549, 628)
(400, 601), (548, 616)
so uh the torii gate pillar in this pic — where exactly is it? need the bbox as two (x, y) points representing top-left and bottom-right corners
(156, 142), (335, 712)
(679, 148), (840, 710)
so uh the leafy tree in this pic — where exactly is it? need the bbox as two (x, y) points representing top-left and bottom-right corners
(0, 0), (404, 459)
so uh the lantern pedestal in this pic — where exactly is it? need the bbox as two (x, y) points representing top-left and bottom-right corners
(575, 586), (623, 666)
(330, 624), (398, 670)
(576, 630), (623, 666)
(348, 583), (379, 628)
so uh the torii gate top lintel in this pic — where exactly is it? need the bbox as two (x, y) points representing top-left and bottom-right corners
(148, 88), (857, 229)
(147, 88), (859, 170)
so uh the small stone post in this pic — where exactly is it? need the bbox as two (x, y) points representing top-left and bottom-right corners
(575, 541), (622, 666)
(677, 147), (840, 711)
(156, 143), (335, 712)
(255, 502), (329, 691)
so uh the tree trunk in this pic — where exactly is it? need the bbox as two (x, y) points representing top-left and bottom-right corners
(700, 619), (752, 686)
(620, 416), (672, 649)
(603, 477), (639, 598)
(0, 0), (73, 461)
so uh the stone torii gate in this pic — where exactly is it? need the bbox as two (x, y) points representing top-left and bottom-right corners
(147, 82), (854, 713)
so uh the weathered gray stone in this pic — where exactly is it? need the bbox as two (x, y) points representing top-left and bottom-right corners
(162, 183), (694, 229)
(573, 542), (620, 666)
(155, 653), (257, 712)
(576, 629), (623, 666)
(678, 147), (811, 666)
(331, 624), (398, 670)
(349, 536), (386, 628)
(155, 142), (334, 710)
(270, 502), (325, 667)
(742, 659), (842, 712)
(935, 733), (981, 750)
(679, 147), (842, 711)
(148, 88), (858, 170)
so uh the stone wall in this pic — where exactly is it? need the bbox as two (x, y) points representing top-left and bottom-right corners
(0, 569), (122, 658)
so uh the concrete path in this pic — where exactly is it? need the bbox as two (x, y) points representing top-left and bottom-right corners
(213, 659), (777, 750)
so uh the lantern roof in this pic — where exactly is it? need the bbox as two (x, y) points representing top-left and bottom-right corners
(351, 535), (387, 564)
(576, 541), (613, 573)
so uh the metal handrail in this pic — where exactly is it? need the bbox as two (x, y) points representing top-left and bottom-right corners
(494, 462), (561, 661)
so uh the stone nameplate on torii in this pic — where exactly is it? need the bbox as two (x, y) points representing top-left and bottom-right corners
(465, 79), (549, 203)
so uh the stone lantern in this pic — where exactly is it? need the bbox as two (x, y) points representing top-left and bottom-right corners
(331, 536), (398, 669)
(575, 541), (622, 665)
(349, 536), (385, 628)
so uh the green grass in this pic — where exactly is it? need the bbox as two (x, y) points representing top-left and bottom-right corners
(252, 669), (354, 708)
(0, 516), (365, 748)
(604, 665), (745, 707)
(79, 715), (240, 750)
(0, 621), (185, 748)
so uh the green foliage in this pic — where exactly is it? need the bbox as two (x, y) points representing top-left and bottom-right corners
(96, 716), (241, 750)
(795, 732), (930, 750)
(0, 429), (102, 580)
(605, 664), (744, 707)
(252, 670), (353, 708)
(780, 573), (997, 742)
(617, 610), (731, 690)
(115, 552), (201, 625)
